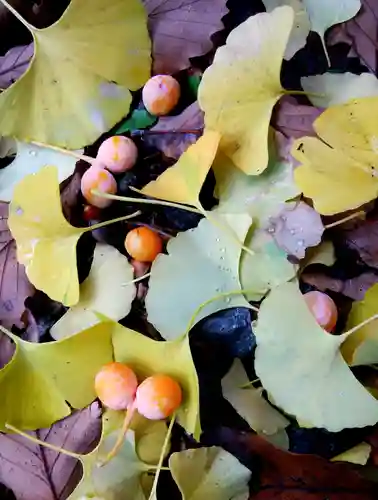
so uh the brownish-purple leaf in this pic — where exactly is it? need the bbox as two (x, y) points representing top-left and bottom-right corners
(0, 203), (34, 329)
(301, 272), (378, 300)
(143, 102), (203, 159)
(342, 218), (378, 269)
(0, 44), (32, 89)
(273, 96), (323, 139)
(0, 403), (102, 500)
(143, 0), (228, 74)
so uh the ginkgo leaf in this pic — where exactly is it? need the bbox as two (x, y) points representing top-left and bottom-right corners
(9, 166), (87, 306)
(214, 148), (300, 227)
(342, 283), (378, 366)
(0, 0), (151, 147)
(169, 447), (250, 500)
(51, 243), (136, 340)
(331, 442), (371, 465)
(301, 73), (378, 108)
(302, 0), (360, 58)
(198, 7), (294, 175)
(146, 213), (252, 340)
(303, 240), (336, 268)
(254, 282), (378, 431)
(110, 319), (201, 439)
(0, 139), (78, 202)
(292, 98), (378, 215)
(141, 131), (220, 206)
(0, 323), (113, 431)
(263, 0), (311, 59)
(221, 360), (289, 435)
(239, 228), (297, 301)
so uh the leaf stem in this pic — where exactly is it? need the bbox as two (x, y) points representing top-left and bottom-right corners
(91, 190), (202, 214)
(31, 141), (95, 164)
(240, 378), (261, 389)
(0, 325), (18, 343)
(5, 424), (83, 459)
(324, 211), (365, 229)
(282, 89), (326, 98)
(123, 272), (151, 286)
(344, 313), (378, 337)
(148, 415), (175, 499)
(84, 211), (142, 232)
(0, 0), (34, 30)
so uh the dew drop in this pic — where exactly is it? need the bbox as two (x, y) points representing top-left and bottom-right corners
(220, 247), (226, 253)
(216, 238), (220, 243)
(290, 229), (296, 235)
(267, 227), (275, 234)
(226, 297), (231, 303)
(297, 239), (304, 247)
(29, 150), (37, 156)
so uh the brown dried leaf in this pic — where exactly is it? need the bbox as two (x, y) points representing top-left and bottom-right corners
(0, 403), (102, 500)
(301, 272), (378, 300)
(143, 0), (228, 74)
(273, 96), (323, 139)
(0, 44), (33, 89)
(0, 203), (34, 328)
(343, 219), (378, 269)
(143, 102), (204, 159)
(267, 201), (324, 259)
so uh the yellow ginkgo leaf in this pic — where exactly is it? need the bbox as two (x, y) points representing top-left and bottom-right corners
(141, 130), (220, 206)
(0, 0), (150, 148)
(198, 7), (294, 175)
(292, 98), (378, 215)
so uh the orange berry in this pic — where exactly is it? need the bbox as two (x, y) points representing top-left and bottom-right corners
(142, 75), (180, 116)
(81, 165), (117, 208)
(304, 291), (338, 332)
(97, 136), (138, 173)
(95, 362), (138, 410)
(136, 374), (182, 420)
(125, 227), (163, 262)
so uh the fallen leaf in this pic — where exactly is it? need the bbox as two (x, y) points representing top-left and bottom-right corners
(0, 44), (33, 89)
(263, 0), (311, 59)
(0, 202), (34, 328)
(143, 102), (204, 160)
(145, 213), (252, 340)
(292, 98), (378, 215)
(343, 218), (378, 269)
(51, 243), (135, 340)
(301, 271), (378, 300)
(9, 166), (95, 306)
(273, 96), (323, 140)
(170, 447), (250, 500)
(302, 73), (378, 108)
(142, 130), (220, 206)
(331, 442), (371, 465)
(0, 403), (102, 500)
(198, 7), (294, 175)
(303, 240), (336, 268)
(221, 360), (289, 435)
(0, 0), (150, 148)
(255, 281), (378, 431)
(143, 0), (228, 74)
(0, 323), (113, 430)
(115, 108), (157, 135)
(266, 201), (324, 259)
(111, 319), (201, 439)
(342, 284), (378, 366)
(0, 138), (79, 202)
(132, 417), (168, 465)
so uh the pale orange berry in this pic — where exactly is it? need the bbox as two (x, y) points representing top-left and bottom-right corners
(81, 165), (117, 208)
(142, 75), (180, 116)
(125, 227), (163, 262)
(97, 136), (138, 173)
(304, 291), (338, 332)
(95, 362), (138, 410)
(136, 374), (182, 420)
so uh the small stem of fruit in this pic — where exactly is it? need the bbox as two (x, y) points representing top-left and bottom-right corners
(0, 0), (35, 30)
(91, 190), (202, 214)
(240, 378), (261, 389)
(84, 211), (142, 232)
(148, 414), (175, 499)
(100, 400), (138, 466)
(5, 424), (83, 459)
(147, 465), (170, 471)
(0, 325), (18, 342)
(343, 312), (378, 337)
(124, 273), (151, 286)
(281, 89), (326, 98)
(324, 211), (365, 229)
(31, 141), (95, 164)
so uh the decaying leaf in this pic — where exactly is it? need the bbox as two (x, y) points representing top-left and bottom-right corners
(331, 442), (371, 465)
(143, 102), (204, 160)
(263, 0), (311, 59)
(169, 447), (250, 500)
(266, 201), (324, 259)
(51, 243), (136, 340)
(0, 202), (34, 328)
(221, 360), (289, 435)
(342, 284), (378, 366)
(9, 166), (93, 306)
(273, 96), (322, 139)
(0, 323), (113, 431)
(255, 282), (378, 431)
(198, 7), (294, 175)
(301, 72), (378, 108)
(0, 138), (78, 202)
(342, 218), (378, 269)
(142, 130), (220, 206)
(0, 43), (33, 89)
(0, 403), (102, 500)
(146, 213), (252, 340)
(301, 271), (378, 300)
(143, 0), (228, 74)
(292, 98), (378, 215)
(0, 0), (151, 147)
